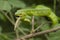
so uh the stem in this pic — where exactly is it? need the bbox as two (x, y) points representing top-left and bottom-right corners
(31, 16), (35, 33)
(14, 17), (26, 39)
(18, 27), (27, 35)
(34, 23), (45, 32)
(14, 18), (21, 39)
(14, 18), (21, 30)
(20, 26), (60, 40)
(1, 10), (15, 25)
(54, 0), (56, 13)
(9, 11), (15, 23)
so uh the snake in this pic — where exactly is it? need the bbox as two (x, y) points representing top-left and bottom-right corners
(15, 5), (58, 26)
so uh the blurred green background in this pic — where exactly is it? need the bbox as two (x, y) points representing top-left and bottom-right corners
(0, 0), (60, 40)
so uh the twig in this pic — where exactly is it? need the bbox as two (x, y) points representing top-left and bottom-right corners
(9, 11), (15, 23)
(29, 16), (35, 40)
(20, 26), (60, 40)
(54, 0), (56, 13)
(34, 21), (51, 32)
(14, 17), (26, 39)
(34, 23), (45, 32)
(0, 10), (15, 25)
(14, 18), (21, 30)
(17, 27), (27, 35)
(14, 18), (21, 39)
(31, 16), (35, 33)
(44, 34), (49, 40)
(34, 22), (50, 40)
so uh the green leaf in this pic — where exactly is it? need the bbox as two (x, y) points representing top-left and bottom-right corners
(48, 30), (60, 40)
(41, 24), (50, 31)
(0, 26), (2, 34)
(0, 0), (26, 11)
(0, 13), (6, 21)
(0, 34), (11, 40)
(8, 0), (26, 8)
(37, 17), (50, 31)
(0, 1), (11, 11)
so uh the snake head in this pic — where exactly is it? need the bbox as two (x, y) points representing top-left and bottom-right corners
(15, 10), (31, 22)
(15, 10), (26, 17)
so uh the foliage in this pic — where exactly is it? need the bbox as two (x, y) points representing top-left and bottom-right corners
(0, 0), (60, 40)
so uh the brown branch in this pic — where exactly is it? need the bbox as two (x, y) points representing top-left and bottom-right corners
(20, 26), (60, 40)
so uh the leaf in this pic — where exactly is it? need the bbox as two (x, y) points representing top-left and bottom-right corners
(37, 17), (50, 31)
(0, 0), (26, 11)
(8, 0), (26, 8)
(0, 34), (11, 40)
(48, 30), (60, 40)
(0, 13), (6, 21)
(0, 1), (11, 11)
(40, 23), (50, 31)
(0, 26), (2, 34)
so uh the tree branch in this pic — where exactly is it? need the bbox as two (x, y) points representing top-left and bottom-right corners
(20, 26), (60, 40)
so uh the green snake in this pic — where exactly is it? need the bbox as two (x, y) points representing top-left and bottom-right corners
(15, 5), (58, 26)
